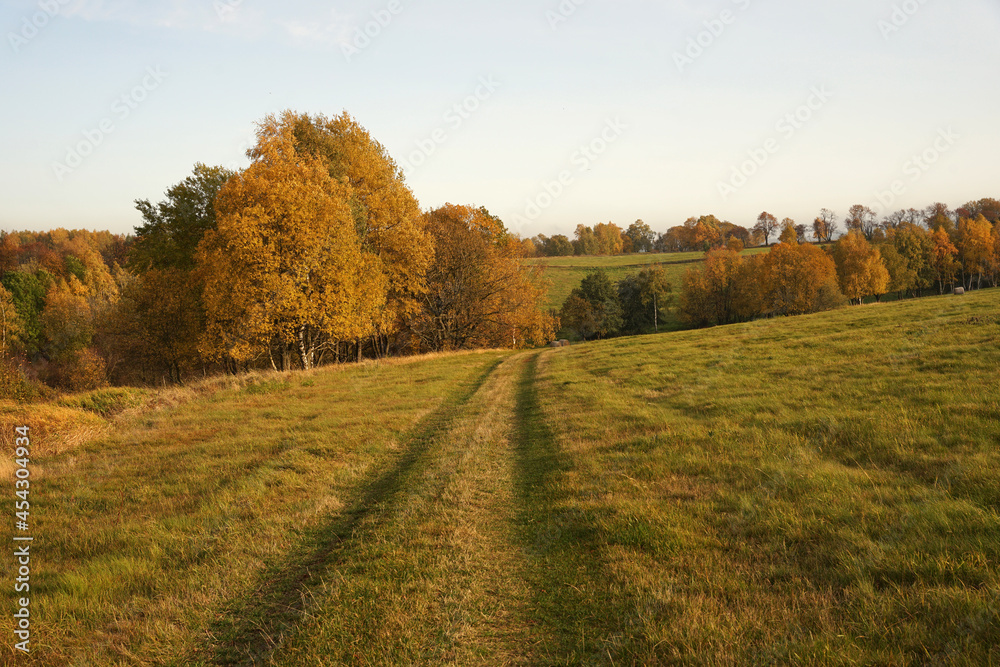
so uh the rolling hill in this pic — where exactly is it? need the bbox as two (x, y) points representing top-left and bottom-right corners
(526, 249), (770, 333)
(2, 289), (999, 664)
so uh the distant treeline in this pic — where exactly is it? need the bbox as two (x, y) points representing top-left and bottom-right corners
(1, 111), (555, 397)
(525, 200), (1000, 256)
(559, 208), (1000, 339)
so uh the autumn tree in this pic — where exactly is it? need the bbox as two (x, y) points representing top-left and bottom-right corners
(683, 215), (724, 251)
(721, 222), (751, 248)
(959, 198), (1000, 224)
(199, 111), (387, 370)
(877, 243), (914, 300)
(757, 243), (844, 317)
(927, 227), (960, 294)
(519, 237), (538, 257)
(657, 228), (684, 253)
(594, 222), (624, 255)
(754, 212), (779, 247)
(956, 215), (994, 290)
(287, 113), (433, 353)
(532, 234), (574, 257)
(993, 222), (1000, 286)
(883, 223), (933, 298)
(411, 204), (554, 351)
(832, 231), (890, 304)
(778, 218), (798, 245)
(679, 248), (745, 327)
(925, 203), (954, 234)
(104, 269), (206, 383)
(845, 205), (879, 241)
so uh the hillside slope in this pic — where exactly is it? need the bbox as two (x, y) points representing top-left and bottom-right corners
(525, 248), (769, 313)
(2, 290), (998, 664)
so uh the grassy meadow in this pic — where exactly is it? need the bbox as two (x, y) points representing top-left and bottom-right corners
(526, 248), (769, 329)
(2, 289), (999, 664)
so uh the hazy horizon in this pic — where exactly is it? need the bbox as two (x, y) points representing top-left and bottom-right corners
(2, 0), (998, 239)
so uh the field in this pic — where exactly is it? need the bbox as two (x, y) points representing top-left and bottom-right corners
(2, 290), (1000, 664)
(526, 249), (770, 324)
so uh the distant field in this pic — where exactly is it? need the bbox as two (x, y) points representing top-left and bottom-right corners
(526, 248), (769, 330)
(3, 289), (999, 664)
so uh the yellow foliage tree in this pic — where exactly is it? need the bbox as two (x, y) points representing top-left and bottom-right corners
(284, 113), (433, 350)
(679, 248), (744, 326)
(760, 243), (843, 316)
(957, 215), (994, 290)
(778, 218), (798, 245)
(832, 231), (890, 304)
(199, 112), (387, 370)
(929, 227), (960, 294)
(992, 222), (1000, 286)
(594, 222), (624, 255)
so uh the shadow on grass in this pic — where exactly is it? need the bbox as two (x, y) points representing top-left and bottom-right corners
(201, 356), (505, 666)
(512, 352), (646, 666)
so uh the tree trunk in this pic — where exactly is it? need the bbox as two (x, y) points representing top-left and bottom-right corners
(297, 326), (312, 370)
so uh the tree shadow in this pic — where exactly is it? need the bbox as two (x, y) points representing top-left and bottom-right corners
(511, 352), (647, 666)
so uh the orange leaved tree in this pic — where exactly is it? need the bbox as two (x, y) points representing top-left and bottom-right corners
(410, 204), (555, 351)
(929, 227), (960, 294)
(832, 231), (890, 304)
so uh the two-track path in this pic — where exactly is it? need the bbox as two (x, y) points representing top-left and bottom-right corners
(205, 352), (552, 666)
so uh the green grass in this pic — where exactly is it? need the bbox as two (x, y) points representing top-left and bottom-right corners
(526, 289), (1000, 663)
(526, 249), (770, 333)
(2, 290), (999, 664)
(525, 251), (704, 314)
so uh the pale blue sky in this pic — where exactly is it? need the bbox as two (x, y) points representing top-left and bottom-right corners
(2, 0), (998, 238)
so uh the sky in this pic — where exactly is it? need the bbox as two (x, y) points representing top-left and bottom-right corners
(1, 0), (999, 240)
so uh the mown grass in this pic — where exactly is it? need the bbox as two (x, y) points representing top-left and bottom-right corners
(0, 351), (509, 665)
(526, 288), (1000, 663)
(1, 290), (998, 665)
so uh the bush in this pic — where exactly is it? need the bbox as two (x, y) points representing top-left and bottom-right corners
(44, 348), (108, 392)
(0, 358), (48, 403)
